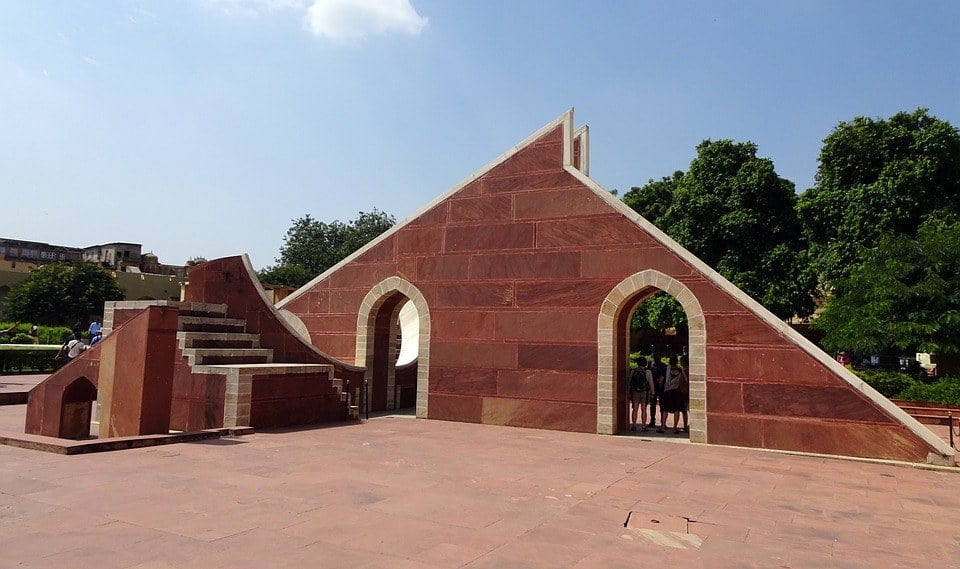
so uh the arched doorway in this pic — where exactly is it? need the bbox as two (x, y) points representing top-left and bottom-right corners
(60, 377), (97, 439)
(356, 277), (431, 418)
(597, 270), (707, 443)
(625, 290), (690, 435)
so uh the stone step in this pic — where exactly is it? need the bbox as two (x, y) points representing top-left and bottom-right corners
(178, 316), (247, 333)
(176, 302), (228, 318)
(177, 332), (261, 349)
(181, 348), (274, 366)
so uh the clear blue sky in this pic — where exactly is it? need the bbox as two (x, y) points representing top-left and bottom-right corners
(2, 1), (958, 270)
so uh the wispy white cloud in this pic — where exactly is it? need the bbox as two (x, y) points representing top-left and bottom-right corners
(202, 0), (428, 42)
(128, 7), (158, 24)
(304, 0), (427, 42)
(83, 56), (101, 66)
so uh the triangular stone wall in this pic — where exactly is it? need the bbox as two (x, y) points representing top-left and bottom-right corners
(280, 111), (953, 465)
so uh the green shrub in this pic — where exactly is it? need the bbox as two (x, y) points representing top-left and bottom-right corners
(0, 322), (73, 345)
(0, 322), (24, 343)
(7, 333), (35, 344)
(0, 346), (64, 373)
(41, 326), (73, 345)
(897, 376), (960, 407)
(853, 369), (917, 398)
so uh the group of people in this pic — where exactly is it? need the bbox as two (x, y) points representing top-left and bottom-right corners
(628, 354), (689, 434)
(55, 319), (103, 361)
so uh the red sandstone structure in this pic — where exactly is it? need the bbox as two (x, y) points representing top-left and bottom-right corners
(278, 111), (954, 465)
(24, 111), (955, 466)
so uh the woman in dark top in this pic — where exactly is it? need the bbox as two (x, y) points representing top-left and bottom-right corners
(660, 355), (689, 434)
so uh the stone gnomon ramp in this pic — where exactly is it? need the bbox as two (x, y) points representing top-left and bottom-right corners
(9, 110), (955, 467)
(279, 110), (954, 466)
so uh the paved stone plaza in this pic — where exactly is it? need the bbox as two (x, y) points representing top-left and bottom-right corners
(1, 407), (958, 568)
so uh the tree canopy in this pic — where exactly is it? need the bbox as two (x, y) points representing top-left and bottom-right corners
(256, 263), (314, 289)
(813, 220), (960, 356)
(624, 139), (815, 319)
(258, 209), (396, 288)
(3, 262), (125, 325)
(798, 109), (960, 285)
(631, 291), (688, 333)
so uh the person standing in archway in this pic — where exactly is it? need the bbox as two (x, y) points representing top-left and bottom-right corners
(628, 361), (653, 432)
(647, 353), (667, 431)
(661, 355), (688, 434)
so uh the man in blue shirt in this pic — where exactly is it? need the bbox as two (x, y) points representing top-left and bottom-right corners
(88, 320), (101, 338)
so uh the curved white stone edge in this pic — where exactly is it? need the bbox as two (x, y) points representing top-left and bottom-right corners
(356, 276), (431, 419)
(278, 110), (576, 310)
(396, 302), (419, 367)
(277, 309), (311, 344)
(561, 123), (954, 461)
(239, 255), (364, 373)
(597, 270), (707, 444)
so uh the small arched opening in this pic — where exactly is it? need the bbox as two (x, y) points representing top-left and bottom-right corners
(59, 377), (97, 439)
(357, 277), (431, 417)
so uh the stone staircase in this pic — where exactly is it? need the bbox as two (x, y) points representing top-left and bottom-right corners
(173, 303), (359, 427)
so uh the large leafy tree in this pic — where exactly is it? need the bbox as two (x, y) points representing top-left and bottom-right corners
(626, 140), (814, 319)
(798, 109), (960, 285)
(256, 263), (314, 289)
(631, 291), (688, 333)
(813, 220), (960, 357)
(258, 209), (396, 288)
(3, 262), (125, 325)
(622, 171), (681, 223)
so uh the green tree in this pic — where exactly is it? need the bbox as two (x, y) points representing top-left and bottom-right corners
(798, 109), (960, 285)
(813, 220), (960, 357)
(3, 262), (125, 325)
(259, 209), (396, 288)
(622, 171), (681, 224)
(626, 140), (815, 319)
(256, 263), (314, 288)
(631, 291), (688, 333)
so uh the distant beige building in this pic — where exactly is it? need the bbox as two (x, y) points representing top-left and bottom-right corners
(0, 237), (190, 313)
(82, 243), (185, 277)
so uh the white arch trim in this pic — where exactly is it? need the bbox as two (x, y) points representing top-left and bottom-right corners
(597, 269), (707, 443)
(356, 277), (431, 418)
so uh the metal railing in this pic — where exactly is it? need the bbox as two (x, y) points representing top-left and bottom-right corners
(363, 379), (369, 421)
(950, 412), (959, 451)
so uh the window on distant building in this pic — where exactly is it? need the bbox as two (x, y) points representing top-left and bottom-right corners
(41, 251), (55, 260)
(124, 250), (130, 258)
(59, 253), (66, 260)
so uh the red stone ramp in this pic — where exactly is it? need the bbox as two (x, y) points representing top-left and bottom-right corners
(277, 110), (954, 466)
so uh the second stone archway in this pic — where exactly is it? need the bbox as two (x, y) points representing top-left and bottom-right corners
(597, 269), (706, 442)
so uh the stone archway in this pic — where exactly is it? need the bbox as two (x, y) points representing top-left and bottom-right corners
(356, 277), (431, 418)
(597, 270), (706, 442)
(59, 377), (97, 439)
